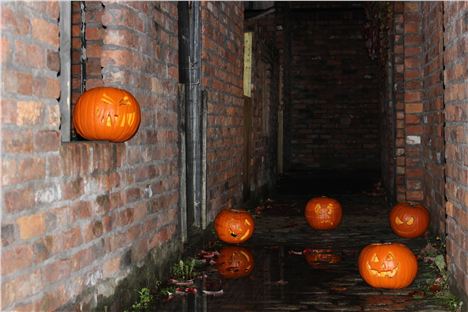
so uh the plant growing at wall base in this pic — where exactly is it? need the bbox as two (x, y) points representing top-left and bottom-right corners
(170, 258), (197, 283)
(129, 288), (153, 312)
(418, 237), (464, 311)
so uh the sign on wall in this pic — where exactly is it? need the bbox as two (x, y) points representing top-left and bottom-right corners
(243, 32), (253, 97)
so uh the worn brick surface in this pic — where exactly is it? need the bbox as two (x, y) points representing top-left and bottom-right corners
(1, 1), (181, 311)
(444, 1), (468, 302)
(420, 2), (446, 233)
(201, 2), (245, 220)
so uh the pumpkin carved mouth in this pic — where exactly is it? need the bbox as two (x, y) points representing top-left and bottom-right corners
(366, 262), (399, 277)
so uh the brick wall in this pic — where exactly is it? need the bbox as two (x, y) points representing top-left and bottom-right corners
(420, 2), (445, 233)
(444, 1), (468, 302)
(285, 4), (380, 172)
(245, 13), (278, 200)
(393, 2), (406, 202)
(402, 2), (425, 203)
(201, 2), (245, 220)
(1, 1), (181, 310)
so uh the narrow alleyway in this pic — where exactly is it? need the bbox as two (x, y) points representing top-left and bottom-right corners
(151, 174), (451, 312)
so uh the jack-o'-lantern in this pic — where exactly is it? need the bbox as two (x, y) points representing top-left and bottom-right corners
(305, 197), (342, 230)
(214, 209), (255, 244)
(216, 246), (254, 279)
(73, 87), (141, 142)
(304, 249), (342, 269)
(389, 202), (429, 238)
(358, 242), (418, 289)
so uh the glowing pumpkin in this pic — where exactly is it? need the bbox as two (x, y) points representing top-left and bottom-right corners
(73, 87), (141, 142)
(214, 209), (254, 244)
(358, 242), (418, 289)
(389, 202), (430, 238)
(305, 196), (342, 230)
(216, 246), (254, 279)
(304, 249), (341, 269)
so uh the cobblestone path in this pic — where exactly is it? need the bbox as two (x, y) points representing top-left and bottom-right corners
(155, 182), (451, 311)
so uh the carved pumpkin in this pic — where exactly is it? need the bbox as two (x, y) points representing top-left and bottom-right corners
(358, 242), (418, 289)
(214, 209), (255, 244)
(304, 249), (342, 269)
(305, 196), (342, 230)
(73, 87), (141, 142)
(216, 246), (254, 279)
(389, 202), (430, 238)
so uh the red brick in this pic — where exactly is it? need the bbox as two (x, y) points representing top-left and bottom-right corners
(1, 269), (42, 308)
(32, 18), (59, 48)
(44, 258), (73, 283)
(2, 129), (33, 153)
(4, 186), (35, 213)
(405, 103), (423, 113)
(1, 244), (34, 275)
(16, 71), (33, 95)
(1, 5), (31, 35)
(47, 50), (60, 72)
(17, 213), (45, 240)
(62, 177), (84, 200)
(32, 77), (60, 99)
(16, 101), (43, 126)
(34, 130), (60, 152)
(14, 41), (45, 69)
(61, 227), (83, 249)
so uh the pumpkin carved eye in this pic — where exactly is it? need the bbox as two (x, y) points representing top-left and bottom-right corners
(372, 254), (379, 263)
(395, 216), (403, 225)
(315, 204), (322, 214)
(406, 217), (414, 225)
(386, 253), (393, 260)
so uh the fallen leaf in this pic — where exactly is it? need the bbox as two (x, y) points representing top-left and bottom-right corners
(409, 290), (425, 299)
(272, 279), (288, 285)
(288, 250), (303, 255)
(203, 289), (224, 296)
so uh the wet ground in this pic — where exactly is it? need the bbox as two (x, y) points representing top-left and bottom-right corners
(152, 175), (451, 312)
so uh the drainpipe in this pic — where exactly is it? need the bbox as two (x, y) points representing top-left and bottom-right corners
(388, 11), (396, 207)
(186, 1), (202, 228)
(201, 90), (208, 229)
(59, 1), (71, 142)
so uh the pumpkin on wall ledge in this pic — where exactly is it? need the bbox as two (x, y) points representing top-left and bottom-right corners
(389, 202), (430, 238)
(305, 196), (342, 230)
(214, 208), (255, 244)
(358, 242), (418, 289)
(72, 87), (141, 143)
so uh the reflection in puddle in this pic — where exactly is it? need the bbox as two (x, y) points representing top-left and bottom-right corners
(303, 248), (342, 269)
(216, 246), (255, 279)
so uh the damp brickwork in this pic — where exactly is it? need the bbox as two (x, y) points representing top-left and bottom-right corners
(1, 1), (181, 310)
(200, 2), (245, 220)
(244, 12), (279, 202)
(443, 1), (468, 303)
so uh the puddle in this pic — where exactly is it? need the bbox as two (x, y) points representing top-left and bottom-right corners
(127, 194), (451, 312)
